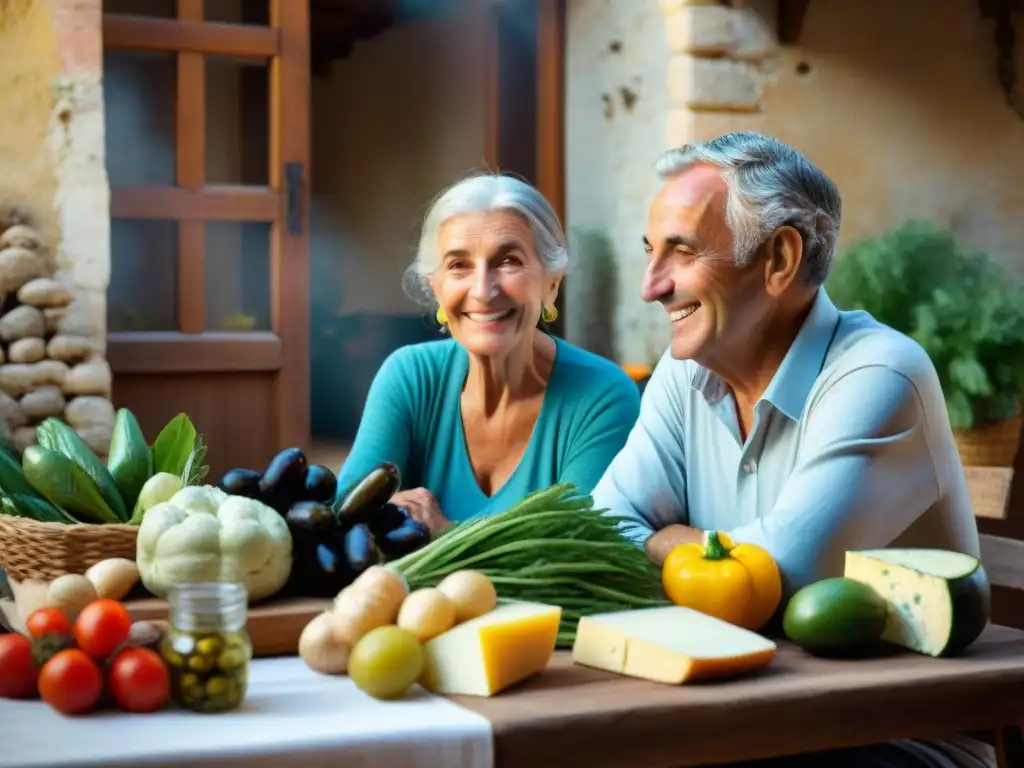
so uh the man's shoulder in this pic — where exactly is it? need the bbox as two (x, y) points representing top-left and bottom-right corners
(826, 309), (938, 385)
(819, 313), (937, 405)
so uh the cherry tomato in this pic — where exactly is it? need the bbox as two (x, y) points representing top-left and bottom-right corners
(74, 599), (131, 661)
(0, 634), (39, 699)
(38, 649), (102, 715)
(26, 608), (73, 640)
(109, 648), (170, 713)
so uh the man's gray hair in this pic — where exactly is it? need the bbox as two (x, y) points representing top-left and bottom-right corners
(654, 132), (841, 285)
(403, 172), (569, 308)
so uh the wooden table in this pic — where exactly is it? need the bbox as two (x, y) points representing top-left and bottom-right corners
(453, 625), (1024, 768)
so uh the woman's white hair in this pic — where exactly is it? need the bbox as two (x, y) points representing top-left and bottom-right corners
(654, 132), (842, 286)
(403, 172), (569, 308)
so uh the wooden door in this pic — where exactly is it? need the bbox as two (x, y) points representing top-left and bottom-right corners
(484, 0), (566, 334)
(102, 0), (310, 480)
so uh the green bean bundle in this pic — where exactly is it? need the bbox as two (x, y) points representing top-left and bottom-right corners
(390, 483), (669, 647)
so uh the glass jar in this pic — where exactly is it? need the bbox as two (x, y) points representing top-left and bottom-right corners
(160, 582), (253, 714)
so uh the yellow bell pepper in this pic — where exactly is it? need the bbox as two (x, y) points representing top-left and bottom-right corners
(661, 530), (782, 631)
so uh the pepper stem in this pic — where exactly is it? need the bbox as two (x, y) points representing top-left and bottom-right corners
(703, 530), (731, 560)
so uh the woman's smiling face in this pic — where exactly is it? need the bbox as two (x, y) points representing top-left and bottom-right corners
(431, 209), (560, 358)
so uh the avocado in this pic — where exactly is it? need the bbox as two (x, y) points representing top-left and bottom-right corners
(783, 577), (888, 658)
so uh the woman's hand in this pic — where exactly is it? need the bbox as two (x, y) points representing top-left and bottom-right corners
(391, 488), (452, 534)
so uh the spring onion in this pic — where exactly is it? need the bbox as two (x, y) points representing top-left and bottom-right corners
(390, 483), (669, 647)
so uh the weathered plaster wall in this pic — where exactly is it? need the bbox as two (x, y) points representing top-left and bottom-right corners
(0, 0), (108, 354)
(566, 0), (1024, 363)
(0, 0), (62, 249)
(0, 0), (112, 455)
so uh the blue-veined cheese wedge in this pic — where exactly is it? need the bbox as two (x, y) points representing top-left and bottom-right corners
(844, 548), (991, 657)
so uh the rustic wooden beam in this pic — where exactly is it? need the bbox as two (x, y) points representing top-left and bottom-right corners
(108, 332), (283, 374)
(103, 14), (280, 58)
(110, 186), (279, 221)
(777, 0), (811, 46)
(175, 0), (206, 334)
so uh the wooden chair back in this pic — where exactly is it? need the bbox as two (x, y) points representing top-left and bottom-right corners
(965, 416), (1024, 629)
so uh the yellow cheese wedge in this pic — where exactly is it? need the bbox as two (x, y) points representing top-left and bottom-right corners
(572, 606), (776, 684)
(419, 601), (561, 697)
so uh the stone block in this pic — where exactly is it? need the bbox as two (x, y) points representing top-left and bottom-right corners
(666, 109), (765, 146)
(667, 55), (762, 111)
(665, 5), (777, 59)
(52, 0), (103, 75)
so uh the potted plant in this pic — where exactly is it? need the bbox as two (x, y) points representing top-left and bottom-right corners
(826, 220), (1024, 467)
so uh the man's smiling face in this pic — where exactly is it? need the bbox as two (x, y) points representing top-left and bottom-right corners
(642, 163), (770, 364)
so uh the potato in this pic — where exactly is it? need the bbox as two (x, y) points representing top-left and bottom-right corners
(85, 558), (139, 601)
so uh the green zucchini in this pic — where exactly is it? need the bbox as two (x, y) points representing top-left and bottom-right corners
(107, 408), (153, 512)
(21, 445), (121, 525)
(2, 493), (75, 524)
(0, 447), (43, 499)
(845, 548), (991, 657)
(36, 418), (128, 522)
(1, 497), (30, 519)
(783, 577), (889, 657)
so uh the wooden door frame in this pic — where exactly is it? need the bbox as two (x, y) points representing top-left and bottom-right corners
(102, 0), (311, 452)
(482, 0), (567, 334)
(483, 0), (565, 220)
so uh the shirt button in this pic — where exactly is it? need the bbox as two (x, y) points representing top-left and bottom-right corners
(743, 459), (757, 474)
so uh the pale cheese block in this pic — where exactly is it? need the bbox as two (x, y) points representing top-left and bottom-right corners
(420, 601), (561, 697)
(844, 548), (991, 657)
(572, 606), (777, 684)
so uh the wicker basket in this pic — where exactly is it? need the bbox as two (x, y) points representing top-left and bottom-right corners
(0, 515), (138, 582)
(954, 410), (1023, 468)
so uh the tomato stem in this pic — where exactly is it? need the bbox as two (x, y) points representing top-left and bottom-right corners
(703, 530), (731, 560)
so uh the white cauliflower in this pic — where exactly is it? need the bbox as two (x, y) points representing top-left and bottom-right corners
(136, 485), (293, 602)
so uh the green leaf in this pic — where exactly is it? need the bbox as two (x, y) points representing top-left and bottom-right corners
(152, 414), (208, 484)
(948, 357), (992, 397)
(827, 220), (1024, 431)
(946, 390), (974, 431)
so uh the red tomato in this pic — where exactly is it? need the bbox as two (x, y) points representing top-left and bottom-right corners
(38, 649), (102, 715)
(74, 599), (131, 661)
(109, 648), (170, 713)
(0, 634), (39, 699)
(26, 608), (73, 640)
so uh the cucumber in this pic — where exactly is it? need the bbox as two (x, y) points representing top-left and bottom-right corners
(107, 408), (153, 512)
(783, 577), (888, 657)
(844, 549), (990, 658)
(2, 494), (76, 524)
(0, 447), (43, 499)
(36, 418), (128, 521)
(21, 445), (121, 525)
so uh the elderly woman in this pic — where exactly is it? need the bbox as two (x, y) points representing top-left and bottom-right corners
(336, 173), (640, 532)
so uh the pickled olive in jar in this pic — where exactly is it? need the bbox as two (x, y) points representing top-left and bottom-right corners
(161, 628), (251, 713)
(162, 582), (252, 714)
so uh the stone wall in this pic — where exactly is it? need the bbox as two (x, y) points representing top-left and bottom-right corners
(0, 0), (112, 454)
(565, 0), (1024, 364)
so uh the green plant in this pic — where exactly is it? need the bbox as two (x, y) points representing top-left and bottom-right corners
(826, 220), (1024, 431)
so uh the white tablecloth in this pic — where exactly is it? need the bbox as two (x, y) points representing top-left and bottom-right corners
(0, 657), (493, 768)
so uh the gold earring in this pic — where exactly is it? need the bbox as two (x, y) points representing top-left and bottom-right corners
(541, 305), (558, 323)
(435, 306), (448, 325)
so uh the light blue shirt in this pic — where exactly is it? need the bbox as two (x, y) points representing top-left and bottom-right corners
(594, 289), (982, 595)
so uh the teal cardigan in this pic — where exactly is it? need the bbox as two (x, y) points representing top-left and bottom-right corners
(336, 337), (641, 522)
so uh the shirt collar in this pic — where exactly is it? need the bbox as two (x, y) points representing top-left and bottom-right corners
(690, 288), (841, 422)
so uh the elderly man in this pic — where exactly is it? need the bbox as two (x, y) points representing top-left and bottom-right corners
(593, 132), (990, 768)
